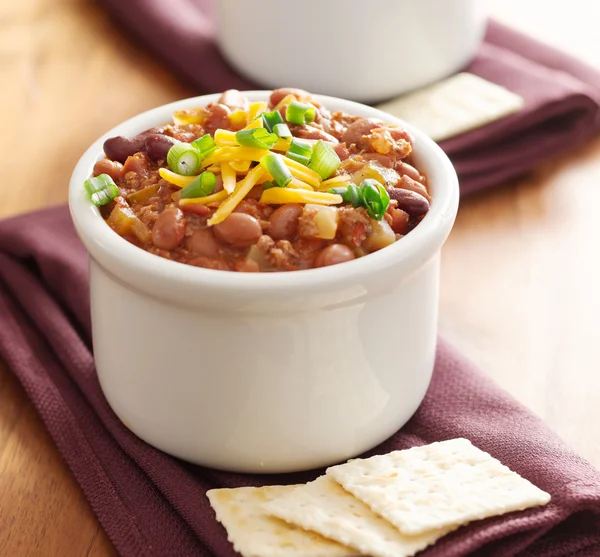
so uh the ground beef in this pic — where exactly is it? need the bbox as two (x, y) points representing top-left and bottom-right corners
(257, 235), (299, 271)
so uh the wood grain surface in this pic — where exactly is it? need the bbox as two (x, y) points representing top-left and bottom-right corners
(1, 0), (599, 555)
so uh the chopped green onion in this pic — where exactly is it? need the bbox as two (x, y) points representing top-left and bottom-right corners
(285, 101), (316, 125)
(327, 184), (360, 208)
(260, 153), (292, 187)
(191, 134), (218, 158)
(288, 138), (313, 158)
(84, 173), (119, 206)
(328, 180), (389, 220)
(261, 110), (285, 132)
(273, 123), (292, 139)
(235, 128), (278, 150)
(262, 180), (279, 190)
(285, 152), (311, 166)
(360, 179), (390, 220)
(308, 140), (340, 180)
(167, 143), (202, 176)
(180, 171), (217, 199)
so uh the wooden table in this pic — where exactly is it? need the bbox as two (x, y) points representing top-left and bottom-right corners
(1, 0), (599, 554)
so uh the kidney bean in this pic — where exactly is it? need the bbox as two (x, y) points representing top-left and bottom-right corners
(388, 188), (430, 216)
(144, 134), (178, 162)
(314, 244), (355, 268)
(341, 118), (381, 146)
(185, 227), (220, 258)
(268, 204), (302, 241)
(93, 159), (124, 182)
(103, 135), (146, 163)
(152, 207), (186, 250)
(213, 213), (262, 247)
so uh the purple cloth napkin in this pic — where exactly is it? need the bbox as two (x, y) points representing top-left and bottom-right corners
(1, 205), (600, 556)
(94, 0), (600, 195)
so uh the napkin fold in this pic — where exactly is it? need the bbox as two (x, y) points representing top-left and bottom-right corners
(1, 205), (599, 556)
(95, 0), (600, 194)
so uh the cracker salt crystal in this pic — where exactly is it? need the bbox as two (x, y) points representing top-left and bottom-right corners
(377, 72), (524, 142)
(326, 438), (551, 536)
(265, 475), (452, 557)
(207, 485), (358, 557)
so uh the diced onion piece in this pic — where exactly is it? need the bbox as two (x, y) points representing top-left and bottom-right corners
(173, 107), (207, 125)
(285, 101), (316, 125)
(201, 147), (270, 168)
(259, 189), (342, 206)
(214, 129), (238, 147)
(159, 167), (197, 188)
(304, 204), (338, 239)
(364, 218), (396, 251)
(208, 165), (265, 225)
(107, 203), (151, 243)
(166, 143), (202, 176)
(228, 110), (248, 128)
(221, 162), (237, 194)
(127, 184), (159, 203)
(260, 153), (292, 187)
(179, 190), (228, 207)
(273, 123), (292, 139)
(180, 171), (217, 199)
(273, 93), (297, 111)
(236, 127), (278, 149)
(280, 155), (322, 187)
(248, 101), (268, 120)
(308, 140), (340, 180)
(273, 137), (292, 152)
(229, 159), (251, 172)
(84, 174), (119, 206)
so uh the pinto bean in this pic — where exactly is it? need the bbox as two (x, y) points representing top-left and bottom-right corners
(213, 213), (262, 247)
(388, 188), (430, 216)
(185, 227), (220, 258)
(269, 88), (311, 107)
(152, 207), (186, 250)
(217, 89), (249, 111)
(204, 103), (231, 134)
(397, 174), (431, 201)
(388, 207), (410, 234)
(333, 143), (350, 161)
(144, 134), (178, 162)
(293, 125), (339, 143)
(123, 152), (151, 176)
(103, 135), (146, 163)
(396, 162), (421, 182)
(314, 244), (355, 268)
(268, 204), (302, 240)
(93, 159), (124, 182)
(341, 118), (381, 146)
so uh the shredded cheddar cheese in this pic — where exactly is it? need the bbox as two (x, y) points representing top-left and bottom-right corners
(221, 162), (237, 194)
(208, 165), (265, 225)
(229, 160), (251, 172)
(201, 147), (270, 168)
(214, 129), (238, 147)
(259, 189), (342, 206)
(248, 101), (268, 120)
(159, 168), (197, 188)
(179, 190), (228, 207)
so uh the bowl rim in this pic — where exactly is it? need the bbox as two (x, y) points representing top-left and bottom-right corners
(69, 91), (459, 296)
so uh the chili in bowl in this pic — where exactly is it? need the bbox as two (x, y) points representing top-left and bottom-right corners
(69, 90), (459, 473)
(86, 88), (431, 272)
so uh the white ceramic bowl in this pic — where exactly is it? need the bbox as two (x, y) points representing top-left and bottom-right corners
(217, 0), (487, 103)
(69, 92), (459, 473)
